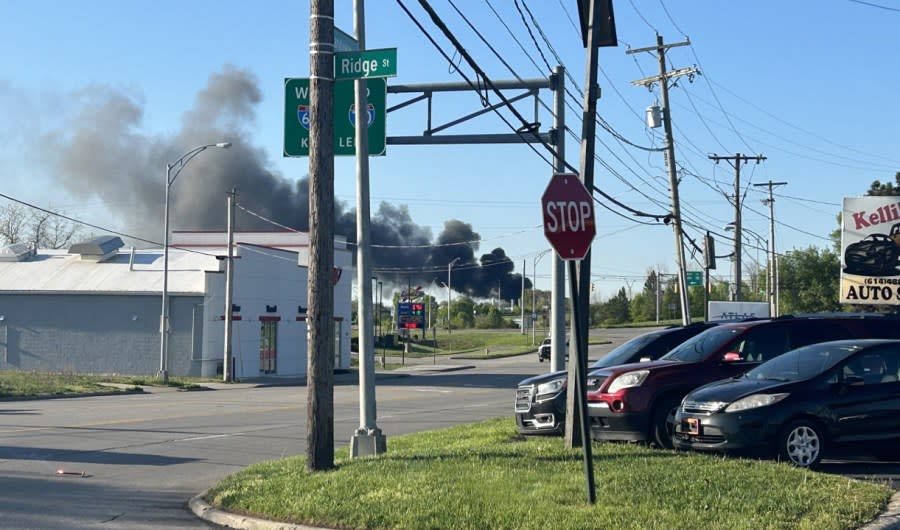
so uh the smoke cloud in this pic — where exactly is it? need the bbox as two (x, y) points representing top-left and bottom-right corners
(38, 66), (530, 298)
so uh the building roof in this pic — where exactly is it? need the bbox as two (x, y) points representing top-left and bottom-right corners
(0, 248), (221, 295)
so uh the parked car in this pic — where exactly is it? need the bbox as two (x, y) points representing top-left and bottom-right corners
(538, 337), (570, 362)
(515, 323), (717, 435)
(673, 339), (900, 468)
(586, 314), (900, 449)
(538, 338), (553, 362)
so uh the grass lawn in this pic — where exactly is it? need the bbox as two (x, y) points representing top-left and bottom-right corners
(205, 418), (892, 530)
(0, 371), (208, 398)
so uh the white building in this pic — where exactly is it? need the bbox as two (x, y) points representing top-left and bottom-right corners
(0, 232), (353, 379)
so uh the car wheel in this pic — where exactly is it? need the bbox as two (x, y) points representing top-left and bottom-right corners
(777, 419), (825, 468)
(650, 396), (680, 450)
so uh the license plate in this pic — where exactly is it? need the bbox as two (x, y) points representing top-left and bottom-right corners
(685, 417), (700, 435)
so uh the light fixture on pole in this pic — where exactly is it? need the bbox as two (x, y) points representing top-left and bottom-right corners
(532, 249), (550, 345)
(159, 142), (231, 382)
(447, 257), (461, 334)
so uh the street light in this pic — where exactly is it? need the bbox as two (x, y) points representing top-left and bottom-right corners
(532, 249), (551, 345)
(159, 142), (231, 382)
(447, 257), (461, 334)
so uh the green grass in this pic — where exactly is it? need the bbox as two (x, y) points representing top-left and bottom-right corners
(205, 418), (892, 530)
(0, 371), (215, 398)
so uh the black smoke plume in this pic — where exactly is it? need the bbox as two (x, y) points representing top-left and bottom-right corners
(39, 66), (530, 298)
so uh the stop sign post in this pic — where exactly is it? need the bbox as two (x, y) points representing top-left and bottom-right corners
(541, 173), (596, 260)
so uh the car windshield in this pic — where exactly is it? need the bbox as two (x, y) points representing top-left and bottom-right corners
(743, 342), (860, 382)
(590, 331), (663, 369)
(661, 327), (739, 363)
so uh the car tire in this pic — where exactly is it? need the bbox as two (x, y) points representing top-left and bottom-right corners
(777, 419), (825, 469)
(650, 395), (680, 450)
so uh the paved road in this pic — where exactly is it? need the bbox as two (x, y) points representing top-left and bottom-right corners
(1, 327), (897, 529)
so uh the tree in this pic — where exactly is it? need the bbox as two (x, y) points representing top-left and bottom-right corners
(0, 203), (81, 249)
(777, 246), (841, 314)
(595, 287), (630, 326)
(867, 172), (900, 196)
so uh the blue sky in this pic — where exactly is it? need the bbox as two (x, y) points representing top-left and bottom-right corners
(1, 0), (898, 301)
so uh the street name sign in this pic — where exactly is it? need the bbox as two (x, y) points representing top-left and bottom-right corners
(541, 173), (596, 260)
(283, 77), (386, 157)
(335, 48), (398, 80)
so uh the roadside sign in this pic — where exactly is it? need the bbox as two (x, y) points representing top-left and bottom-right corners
(334, 27), (359, 52)
(686, 271), (703, 286)
(541, 173), (596, 260)
(840, 196), (900, 304)
(335, 48), (397, 80)
(283, 77), (386, 157)
(397, 302), (426, 329)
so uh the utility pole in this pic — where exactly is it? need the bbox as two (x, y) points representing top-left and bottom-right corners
(709, 153), (766, 302)
(520, 259), (526, 335)
(550, 65), (567, 373)
(223, 188), (236, 382)
(350, 0), (385, 459)
(628, 35), (695, 326)
(754, 180), (786, 317)
(307, 0), (335, 472)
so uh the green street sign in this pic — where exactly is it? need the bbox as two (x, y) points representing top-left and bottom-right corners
(283, 77), (386, 157)
(686, 271), (703, 286)
(335, 48), (397, 80)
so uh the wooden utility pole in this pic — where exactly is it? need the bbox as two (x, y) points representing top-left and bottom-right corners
(709, 153), (766, 301)
(628, 36), (695, 326)
(754, 180), (786, 316)
(307, 0), (335, 472)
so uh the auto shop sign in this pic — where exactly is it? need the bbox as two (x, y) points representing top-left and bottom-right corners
(840, 196), (900, 304)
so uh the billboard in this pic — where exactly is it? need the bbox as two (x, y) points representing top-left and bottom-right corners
(840, 196), (900, 304)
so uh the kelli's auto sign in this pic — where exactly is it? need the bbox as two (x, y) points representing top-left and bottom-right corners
(840, 196), (900, 304)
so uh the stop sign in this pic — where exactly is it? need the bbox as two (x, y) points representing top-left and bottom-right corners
(541, 173), (596, 260)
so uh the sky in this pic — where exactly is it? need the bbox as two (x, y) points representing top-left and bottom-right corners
(1, 0), (898, 303)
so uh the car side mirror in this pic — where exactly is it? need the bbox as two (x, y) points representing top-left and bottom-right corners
(843, 375), (865, 387)
(722, 352), (743, 362)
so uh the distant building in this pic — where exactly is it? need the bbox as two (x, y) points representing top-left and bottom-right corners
(0, 231), (352, 378)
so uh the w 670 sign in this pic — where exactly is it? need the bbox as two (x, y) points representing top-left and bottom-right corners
(541, 173), (596, 260)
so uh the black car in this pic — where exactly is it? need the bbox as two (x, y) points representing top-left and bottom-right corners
(674, 339), (900, 468)
(515, 323), (716, 435)
(843, 234), (899, 276)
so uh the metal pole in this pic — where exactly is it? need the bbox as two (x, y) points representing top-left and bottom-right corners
(159, 164), (172, 383)
(223, 189), (236, 382)
(350, 0), (385, 458)
(520, 259), (526, 335)
(551, 65), (566, 373)
(532, 255), (537, 346)
(655, 270), (660, 324)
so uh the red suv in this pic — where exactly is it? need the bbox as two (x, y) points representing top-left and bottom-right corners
(586, 315), (900, 448)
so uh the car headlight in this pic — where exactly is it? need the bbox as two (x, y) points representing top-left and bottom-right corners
(724, 393), (790, 413)
(536, 378), (566, 398)
(606, 370), (650, 394)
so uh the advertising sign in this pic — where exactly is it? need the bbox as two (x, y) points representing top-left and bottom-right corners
(708, 301), (770, 321)
(840, 196), (900, 305)
(397, 302), (426, 330)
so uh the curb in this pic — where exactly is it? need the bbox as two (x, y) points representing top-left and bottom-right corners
(190, 489), (900, 530)
(189, 492), (327, 530)
(859, 491), (900, 530)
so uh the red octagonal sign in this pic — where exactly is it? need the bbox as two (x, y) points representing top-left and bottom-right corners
(541, 173), (596, 260)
